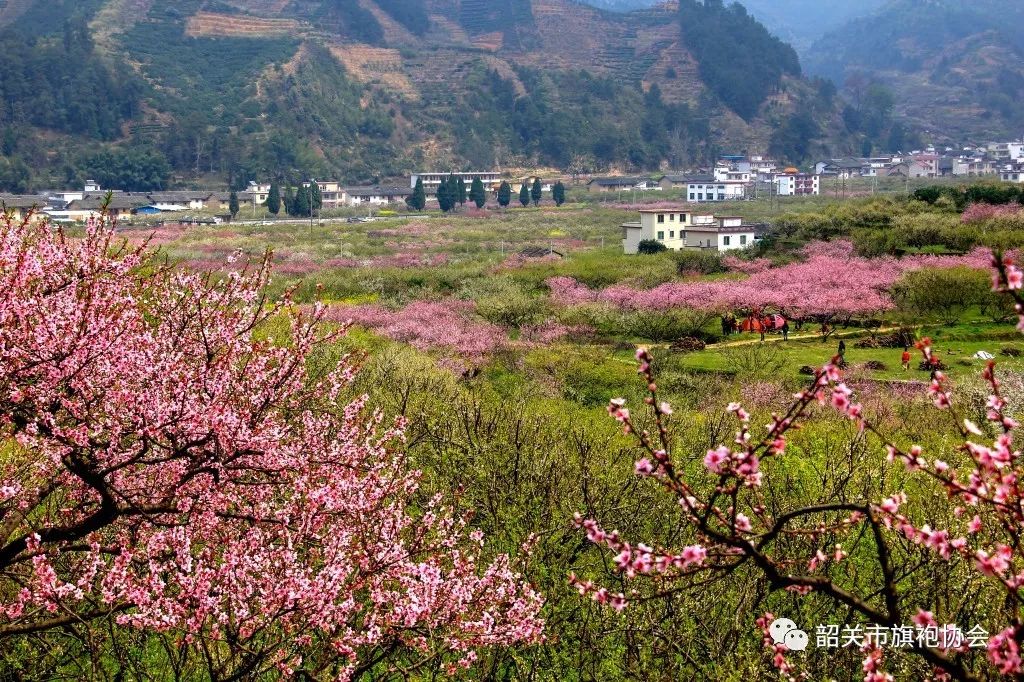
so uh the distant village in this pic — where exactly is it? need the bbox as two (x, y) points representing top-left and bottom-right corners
(2, 141), (1022, 259)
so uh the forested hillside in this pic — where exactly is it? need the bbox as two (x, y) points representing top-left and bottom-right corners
(0, 0), (850, 190)
(804, 0), (1024, 141)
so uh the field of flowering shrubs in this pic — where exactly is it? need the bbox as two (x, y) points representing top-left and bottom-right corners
(6, 189), (1024, 680)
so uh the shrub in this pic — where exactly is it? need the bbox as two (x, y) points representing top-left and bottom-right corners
(892, 266), (991, 324)
(638, 239), (668, 254)
(671, 248), (727, 275)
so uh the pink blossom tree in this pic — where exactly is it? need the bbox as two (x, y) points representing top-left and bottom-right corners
(572, 252), (1024, 680)
(0, 215), (542, 678)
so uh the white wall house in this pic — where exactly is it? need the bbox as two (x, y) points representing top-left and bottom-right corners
(344, 186), (412, 206)
(1001, 167), (1024, 184)
(714, 166), (752, 183)
(773, 173), (820, 196)
(686, 177), (747, 202)
(410, 172), (501, 191)
(684, 216), (758, 252)
(622, 209), (760, 254)
(989, 142), (1024, 162)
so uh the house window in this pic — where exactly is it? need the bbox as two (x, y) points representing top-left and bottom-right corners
(689, 194), (695, 200)
(669, 214), (675, 221)
(657, 231), (664, 240)
(657, 214), (665, 223)
(698, 194), (704, 201)
(740, 235), (747, 245)
(669, 231), (674, 238)
(723, 236), (731, 246)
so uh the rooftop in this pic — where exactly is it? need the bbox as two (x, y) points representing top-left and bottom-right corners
(0, 194), (47, 208)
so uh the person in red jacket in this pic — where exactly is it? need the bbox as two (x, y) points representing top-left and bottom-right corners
(901, 346), (912, 371)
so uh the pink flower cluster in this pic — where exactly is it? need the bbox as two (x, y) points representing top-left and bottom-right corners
(325, 300), (506, 361)
(0, 215), (543, 674)
(962, 203), (1024, 224)
(547, 240), (994, 318)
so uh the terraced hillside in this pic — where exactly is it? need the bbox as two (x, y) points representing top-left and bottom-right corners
(0, 0), (849, 189)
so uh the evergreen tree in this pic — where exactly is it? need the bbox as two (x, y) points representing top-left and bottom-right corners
(457, 177), (467, 206)
(531, 178), (542, 206)
(470, 177), (486, 209)
(267, 183), (281, 215)
(408, 178), (426, 211)
(519, 183), (530, 207)
(228, 191), (240, 219)
(497, 181), (512, 208)
(284, 186), (296, 216)
(310, 181), (323, 212)
(437, 177), (451, 212)
(553, 181), (566, 207)
(293, 185), (310, 217)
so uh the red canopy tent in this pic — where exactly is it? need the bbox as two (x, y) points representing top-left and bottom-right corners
(740, 314), (787, 333)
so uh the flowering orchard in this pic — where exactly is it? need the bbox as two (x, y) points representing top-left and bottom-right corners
(0, 215), (542, 678)
(572, 252), (1024, 680)
(548, 240), (993, 323)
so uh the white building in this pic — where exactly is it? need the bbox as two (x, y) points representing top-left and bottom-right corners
(410, 172), (501, 191)
(621, 208), (760, 254)
(685, 216), (758, 252)
(1001, 166), (1024, 184)
(685, 176), (747, 202)
(989, 142), (1024, 162)
(713, 166), (752, 183)
(773, 173), (820, 196)
(343, 185), (412, 206)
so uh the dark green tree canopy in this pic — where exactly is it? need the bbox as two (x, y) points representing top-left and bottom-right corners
(498, 181), (512, 207)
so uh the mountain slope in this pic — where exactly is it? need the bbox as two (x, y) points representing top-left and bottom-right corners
(804, 0), (1024, 140)
(0, 0), (845, 189)
(734, 0), (886, 54)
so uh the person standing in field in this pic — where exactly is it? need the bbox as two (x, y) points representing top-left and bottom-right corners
(781, 319), (789, 341)
(901, 346), (912, 371)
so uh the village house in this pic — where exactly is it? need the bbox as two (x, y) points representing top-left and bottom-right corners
(684, 216), (760, 252)
(621, 208), (762, 254)
(713, 165), (752, 183)
(657, 174), (689, 191)
(773, 172), (820, 196)
(1001, 165), (1024, 184)
(586, 176), (657, 193)
(242, 182), (272, 206)
(988, 141), (1024, 162)
(304, 180), (346, 209)
(46, 193), (150, 222)
(410, 172), (501, 193)
(146, 191), (213, 211)
(685, 176), (747, 202)
(343, 185), (412, 206)
(0, 194), (47, 222)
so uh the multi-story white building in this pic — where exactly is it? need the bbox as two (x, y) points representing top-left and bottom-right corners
(621, 208), (760, 254)
(685, 176), (747, 202)
(684, 216), (758, 252)
(410, 172), (501, 192)
(1001, 166), (1024, 184)
(773, 173), (820, 196)
(989, 142), (1024, 162)
(714, 166), (752, 183)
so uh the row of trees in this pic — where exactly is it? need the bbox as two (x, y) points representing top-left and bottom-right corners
(263, 181), (323, 217)
(409, 175), (568, 212)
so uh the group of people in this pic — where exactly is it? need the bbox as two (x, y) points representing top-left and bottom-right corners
(721, 313), (791, 342)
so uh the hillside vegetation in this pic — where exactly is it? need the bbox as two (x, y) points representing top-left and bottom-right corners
(0, 0), (852, 190)
(805, 0), (1024, 140)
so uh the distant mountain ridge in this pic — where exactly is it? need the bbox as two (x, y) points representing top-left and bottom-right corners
(804, 0), (1024, 140)
(0, 0), (849, 189)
